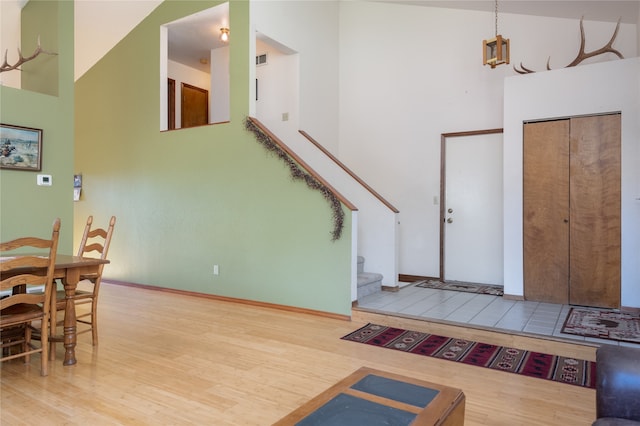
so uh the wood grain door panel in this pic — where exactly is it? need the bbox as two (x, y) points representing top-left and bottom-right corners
(181, 83), (208, 128)
(523, 120), (570, 304)
(168, 78), (176, 130)
(569, 114), (621, 308)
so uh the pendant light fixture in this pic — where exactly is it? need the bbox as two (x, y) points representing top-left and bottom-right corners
(220, 27), (230, 42)
(483, 0), (510, 68)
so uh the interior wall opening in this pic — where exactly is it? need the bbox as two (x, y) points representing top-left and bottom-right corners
(159, 2), (229, 131)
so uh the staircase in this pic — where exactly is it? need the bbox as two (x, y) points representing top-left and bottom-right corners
(357, 256), (383, 299)
(245, 119), (399, 296)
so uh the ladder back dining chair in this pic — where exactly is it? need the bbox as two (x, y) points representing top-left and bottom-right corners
(0, 218), (61, 376)
(51, 215), (115, 348)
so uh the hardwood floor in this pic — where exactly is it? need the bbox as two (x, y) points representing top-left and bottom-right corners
(1, 283), (597, 425)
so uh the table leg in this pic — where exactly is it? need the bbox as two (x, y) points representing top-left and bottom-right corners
(62, 269), (80, 366)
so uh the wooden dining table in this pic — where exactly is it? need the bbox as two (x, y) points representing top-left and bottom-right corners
(1, 254), (109, 366)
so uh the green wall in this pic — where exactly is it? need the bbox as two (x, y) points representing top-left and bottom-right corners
(74, 1), (352, 316)
(21, 0), (60, 96)
(0, 0), (74, 252)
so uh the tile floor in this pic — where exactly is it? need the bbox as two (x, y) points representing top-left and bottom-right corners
(357, 282), (639, 348)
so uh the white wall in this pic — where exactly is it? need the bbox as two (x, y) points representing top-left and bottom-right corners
(637, 8), (640, 51)
(210, 46), (230, 123)
(250, 0), (340, 153)
(504, 58), (640, 308)
(250, 1), (637, 292)
(255, 38), (300, 140)
(338, 1), (638, 278)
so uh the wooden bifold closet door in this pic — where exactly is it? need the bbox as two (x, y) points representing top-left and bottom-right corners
(523, 114), (621, 308)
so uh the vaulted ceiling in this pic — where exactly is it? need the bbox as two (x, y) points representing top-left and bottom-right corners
(386, 1), (639, 24)
(67, 0), (640, 79)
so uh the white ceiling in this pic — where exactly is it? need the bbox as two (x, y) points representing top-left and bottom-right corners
(68, 0), (639, 79)
(74, 0), (162, 80)
(169, 1), (638, 73)
(385, 1), (639, 24)
(166, 2), (229, 73)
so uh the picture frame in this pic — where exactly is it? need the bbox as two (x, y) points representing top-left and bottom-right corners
(0, 123), (43, 171)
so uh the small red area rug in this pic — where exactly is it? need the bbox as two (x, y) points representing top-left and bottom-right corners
(342, 323), (596, 388)
(562, 308), (640, 344)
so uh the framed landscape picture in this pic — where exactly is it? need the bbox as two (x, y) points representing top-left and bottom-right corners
(0, 123), (43, 171)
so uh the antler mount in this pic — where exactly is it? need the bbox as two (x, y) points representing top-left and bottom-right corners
(0, 36), (57, 73)
(514, 17), (624, 74)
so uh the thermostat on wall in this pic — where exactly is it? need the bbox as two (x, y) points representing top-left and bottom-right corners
(37, 174), (52, 186)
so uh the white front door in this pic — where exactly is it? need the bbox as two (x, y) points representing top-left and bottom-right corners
(443, 133), (503, 285)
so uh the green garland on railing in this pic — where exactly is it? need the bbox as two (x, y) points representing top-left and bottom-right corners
(244, 118), (344, 241)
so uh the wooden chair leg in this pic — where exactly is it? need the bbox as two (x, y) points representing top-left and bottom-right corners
(24, 325), (31, 364)
(49, 326), (57, 362)
(21, 326), (28, 358)
(91, 299), (98, 346)
(41, 315), (49, 376)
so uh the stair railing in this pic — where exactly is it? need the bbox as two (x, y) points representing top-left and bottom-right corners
(299, 130), (399, 214)
(245, 117), (357, 241)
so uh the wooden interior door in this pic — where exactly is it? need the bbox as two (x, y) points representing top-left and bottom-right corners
(523, 114), (621, 308)
(523, 120), (570, 304)
(181, 83), (208, 128)
(569, 114), (621, 308)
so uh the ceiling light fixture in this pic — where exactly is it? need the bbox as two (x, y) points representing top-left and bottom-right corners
(220, 27), (229, 42)
(483, 0), (509, 68)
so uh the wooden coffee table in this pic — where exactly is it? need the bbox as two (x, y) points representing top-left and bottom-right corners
(274, 367), (465, 425)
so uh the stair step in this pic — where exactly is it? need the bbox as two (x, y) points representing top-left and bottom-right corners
(357, 272), (382, 287)
(357, 272), (383, 299)
(356, 256), (383, 298)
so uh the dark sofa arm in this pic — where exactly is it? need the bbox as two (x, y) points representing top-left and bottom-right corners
(594, 344), (640, 424)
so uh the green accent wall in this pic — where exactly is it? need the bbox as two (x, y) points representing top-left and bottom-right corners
(74, 1), (352, 316)
(21, 0), (60, 96)
(0, 0), (74, 253)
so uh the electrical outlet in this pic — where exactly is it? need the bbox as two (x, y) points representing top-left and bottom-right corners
(213, 265), (219, 275)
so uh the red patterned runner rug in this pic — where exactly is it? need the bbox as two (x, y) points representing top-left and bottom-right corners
(342, 323), (596, 388)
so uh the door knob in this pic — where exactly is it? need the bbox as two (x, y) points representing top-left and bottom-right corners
(447, 218), (453, 224)
(448, 208), (454, 213)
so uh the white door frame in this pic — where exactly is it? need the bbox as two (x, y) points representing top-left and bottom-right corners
(439, 128), (504, 282)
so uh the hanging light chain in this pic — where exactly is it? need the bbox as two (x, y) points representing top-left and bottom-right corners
(495, 0), (499, 36)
